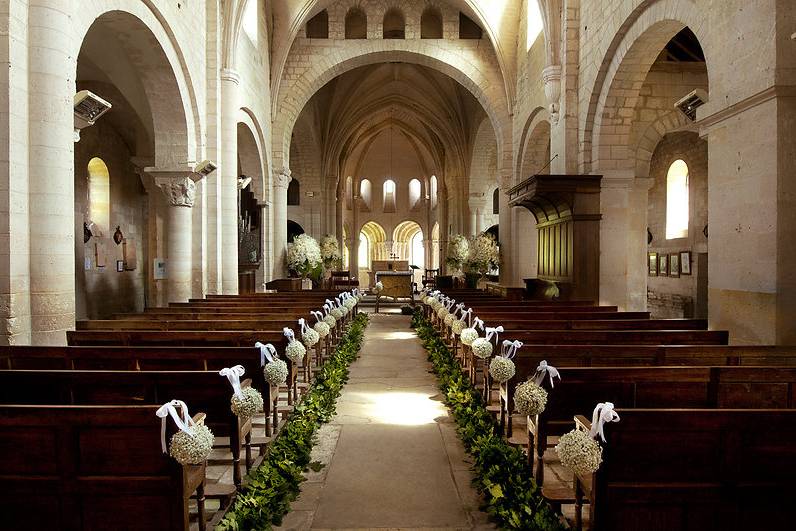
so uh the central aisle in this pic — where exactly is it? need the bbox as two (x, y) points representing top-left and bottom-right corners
(278, 312), (493, 530)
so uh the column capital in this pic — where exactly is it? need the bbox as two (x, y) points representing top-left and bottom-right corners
(274, 167), (292, 189)
(220, 68), (241, 85)
(542, 64), (562, 125)
(145, 167), (203, 207)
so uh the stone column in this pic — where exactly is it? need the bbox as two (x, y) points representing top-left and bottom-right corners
(598, 172), (649, 311)
(272, 168), (291, 279)
(147, 170), (201, 303)
(438, 183), (449, 274)
(498, 179), (515, 285)
(469, 199), (486, 236)
(350, 180), (360, 274)
(220, 68), (240, 294)
(28, 0), (75, 345)
(257, 201), (270, 290)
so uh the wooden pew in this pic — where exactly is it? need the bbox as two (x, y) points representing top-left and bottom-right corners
(76, 318), (303, 331)
(498, 345), (796, 437)
(0, 404), (208, 531)
(525, 365), (796, 487)
(571, 409), (796, 531)
(0, 369), (261, 490)
(67, 330), (286, 347)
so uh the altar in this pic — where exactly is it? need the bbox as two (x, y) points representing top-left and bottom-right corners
(367, 260), (409, 287)
(374, 270), (414, 311)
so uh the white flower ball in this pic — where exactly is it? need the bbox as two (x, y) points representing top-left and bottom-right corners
(451, 319), (467, 335)
(314, 321), (330, 338)
(555, 429), (603, 475)
(423, 296), (432, 305)
(430, 299), (442, 310)
(461, 328), (479, 346)
(323, 315), (336, 328)
(169, 424), (215, 465)
(264, 359), (288, 386)
(444, 314), (456, 326)
(231, 387), (264, 419)
(302, 328), (320, 348)
(489, 357), (516, 383)
(331, 308), (343, 320)
(344, 298), (357, 310)
(471, 337), (493, 359)
(436, 307), (449, 319)
(285, 341), (306, 363)
(514, 381), (548, 416)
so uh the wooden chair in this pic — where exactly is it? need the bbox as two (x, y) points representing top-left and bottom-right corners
(422, 268), (439, 289)
(331, 270), (359, 290)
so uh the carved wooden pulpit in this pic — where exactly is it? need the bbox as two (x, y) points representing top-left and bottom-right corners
(508, 174), (602, 301)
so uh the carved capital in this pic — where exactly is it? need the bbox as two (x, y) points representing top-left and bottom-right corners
(543, 65), (562, 126)
(274, 167), (292, 190)
(145, 167), (201, 207)
(220, 68), (241, 85)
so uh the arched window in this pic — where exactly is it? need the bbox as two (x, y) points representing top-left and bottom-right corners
(287, 177), (300, 206)
(492, 188), (500, 215)
(666, 159), (689, 239)
(345, 176), (353, 209)
(526, 0), (543, 50)
(360, 179), (372, 209)
(421, 7), (443, 38)
(87, 157), (110, 236)
(306, 10), (329, 38)
(409, 179), (422, 209)
(243, 0), (258, 45)
(459, 12), (482, 39)
(430, 175), (438, 209)
(358, 233), (369, 268)
(410, 230), (425, 268)
(345, 8), (367, 39)
(383, 8), (405, 39)
(383, 179), (396, 213)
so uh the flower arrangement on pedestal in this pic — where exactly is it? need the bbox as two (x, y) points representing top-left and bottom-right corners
(320, 235), (342, 271)
(286, 234), (322, 280)
(445, 234), (469, 274)
(465, 233), (500, 280)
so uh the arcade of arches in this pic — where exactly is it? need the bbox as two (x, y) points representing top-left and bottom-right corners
(0, 1), (793, 347)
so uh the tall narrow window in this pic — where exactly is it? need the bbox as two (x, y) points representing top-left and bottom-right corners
(421, 7), (443, 38)
(430, 175), (438, 209)
(345, 176), (353, 209)
(287, 177), (301, 206)
(666, 159), (689, 239)
(358, 233), (369, 268)
(360, 179), (372, 209)
(383, 179), (396, 213)
(526, 0), (543, 50)
(345, 8), (367, 39)
(409, 179), (422, 209)
(243, 0), (258, 45)
(87, 157), (110, 236)
(492, 188), (500, 215)
(306, 10), (329, 38)
(383, 8), (405, 39)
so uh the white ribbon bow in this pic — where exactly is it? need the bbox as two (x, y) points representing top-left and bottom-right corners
(446, 299), (456, 310)
(311, 310), (324, 323)
(461, 308), (473, 323)
(299, 318), (311, 335)
(501, 340), (523, 359)
(256, 341), (277, 366)
(155, 399), (195, 453)
(283, 328), (297, 344)
(472, 317), (484, 331)
(219, 365), (246, 399)
(454, 303), (466, 316)
(325, 299), (335, 310)
(533, 360), (561, 388)
(485, 326), (504, 343)
(590, 402), (620, 443)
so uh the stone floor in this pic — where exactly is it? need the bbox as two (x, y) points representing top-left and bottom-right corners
(276, 310), (495, 530)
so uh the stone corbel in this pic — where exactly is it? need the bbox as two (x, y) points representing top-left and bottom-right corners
(144, 166), (205, 207)
(274, 167), (292, 190)
(543, 65), (562, 126)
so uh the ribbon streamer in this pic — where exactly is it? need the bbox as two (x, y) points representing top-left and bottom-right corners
(219, 365), (246, 399)
(311, 310), (324, 323)
(155, 399), (194, 453)
(283, 328), (297, 343)
(533, 360), (561, 388)
(485, 326), (504, 344)
(472, 317), (484, 331)
(590, 402), (620, 443)
(503, 340), (523, 359)
(298, 318), (311, 335)
(256, 341), (277, 366)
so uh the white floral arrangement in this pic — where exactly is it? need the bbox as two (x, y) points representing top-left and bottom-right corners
(514, 381), (548, 416)
(231, 387), (264, 419)
(265, 359), (288, 386)
(444, 313), (456, 326)
(344, 297), (357, 310)
(314, 321), (330, 338)
(436, 305), (449, 319)
(286, 234), (322, 277)
(373, 281), (384, 294)
(555, 430), (602, 475)
(461, 328), (479, 345)
(465, 233), (500, 275)
(489, 356), (516, 383)
(302, 328), (319, 347)
(452, 319), (467, 335)
(283, 328), (307, 363)
(471, 337), (493, 359)
(320, 234), (342, 270)
(323, 314), (336, 328)
(445, 234), (469, 273)
(331, 306), (344, 320)
(170, 423), (215, 465)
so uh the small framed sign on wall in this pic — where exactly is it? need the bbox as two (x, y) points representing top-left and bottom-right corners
(670, 253), (680, 277)
(658, 254), (669, 276)
(648, 253), (658, 276)
(680, 251), (692, 275)
(153, 259), (167, 280)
